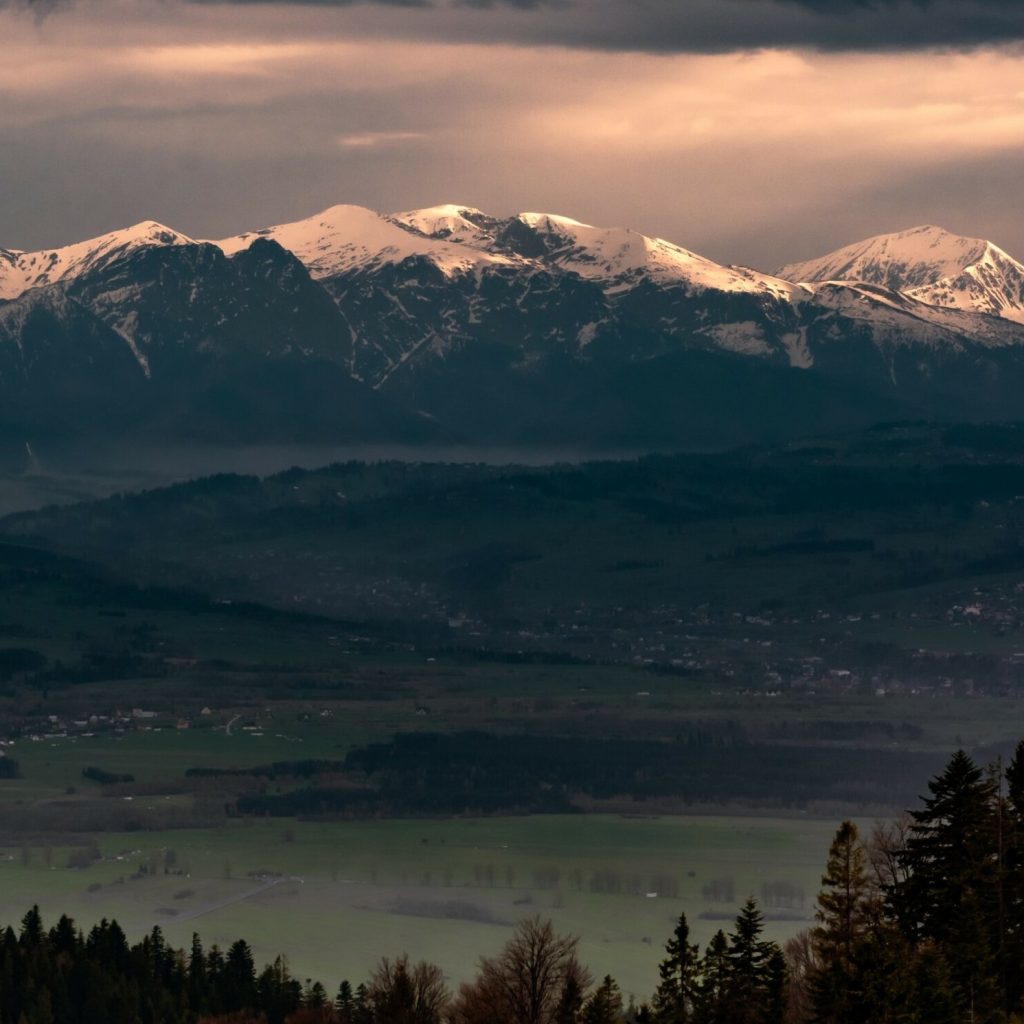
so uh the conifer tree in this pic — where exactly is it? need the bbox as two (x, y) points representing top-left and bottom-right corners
(693, 931), (729, 1024)
(223, 939), (258, 1014)
(337, 979), (355, 1022)
(851, 920), (915, 1024)
(189, 933), (209, 1015)
(809, 820), (871, 1023)
(583, 976), (623, 1024)
(761, 948), (787, 1024)
(19, 907), (43, 950)
(1003, 739), (1024, 1010)
(895, 750), (996, 943)
(908, 942), (959, 1024)
(556, 972), (586, 1024)
(651, 913), (699, 1023)
(725, 898), (772, 1024)
(893, 750), (1002, 1021)
(257, 955), (302, 1024)
(352, 982), (373, 1024)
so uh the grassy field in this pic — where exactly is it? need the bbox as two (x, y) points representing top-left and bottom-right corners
(4, 429), (1024, 1000)
(0, 813), (840, 1001)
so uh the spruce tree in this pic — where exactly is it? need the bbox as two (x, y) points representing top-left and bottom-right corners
(188, 933), (208, 1015)
(651, 913), (699, 1023)
(584, 976), (624, 1024)
(895, 750), (996, 943)
(337, 979), (356, 1021)
(909, 942), (959, 1024)
(557, 972), (586, 1024)
(894, 750), (1002, 1021)
(352, 982), (373, 1024)
(725, 898), (771, 1024)
(1004, 739), (1024, 1012)
(761, 948), (787, 1024)
(693, 931), (729, 1024)
(19, 907), (43, 949)
(223, 939), (258, 1013)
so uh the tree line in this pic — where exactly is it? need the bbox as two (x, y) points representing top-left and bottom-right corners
(231, 731), (942, 818)
(0, 904), (784, 1024)
(3, 743), (1024, 1022)
(784, 741), (1024, 1023)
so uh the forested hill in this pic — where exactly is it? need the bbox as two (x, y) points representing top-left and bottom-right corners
(9, 421), (1024, 627)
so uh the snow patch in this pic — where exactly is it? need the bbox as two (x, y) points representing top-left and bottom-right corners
(781, 328), (813, 369)
(701, 321), (772, 356)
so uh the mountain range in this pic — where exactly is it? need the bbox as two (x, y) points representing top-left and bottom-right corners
(3, 205), (1024, 447)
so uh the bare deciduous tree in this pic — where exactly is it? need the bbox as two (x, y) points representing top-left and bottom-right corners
(366, 954), (449, 1024)
(867, 812), (913, 893)
(782, 930), (817, 1024)
(451, 916), (591, 1024)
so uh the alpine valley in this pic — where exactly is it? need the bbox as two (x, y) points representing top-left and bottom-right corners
(4, 205), (1024, 448)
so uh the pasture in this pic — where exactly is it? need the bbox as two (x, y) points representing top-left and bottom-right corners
(0, 813), (840, 1001)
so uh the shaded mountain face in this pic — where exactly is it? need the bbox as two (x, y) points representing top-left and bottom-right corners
(0, 290), (146, 438)
(2, 207), (1024, 447)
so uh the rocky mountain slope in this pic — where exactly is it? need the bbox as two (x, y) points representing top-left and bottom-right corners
(2, 207), (1024, 446)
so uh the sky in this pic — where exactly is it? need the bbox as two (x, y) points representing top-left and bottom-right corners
(1, 0), (1024, 270)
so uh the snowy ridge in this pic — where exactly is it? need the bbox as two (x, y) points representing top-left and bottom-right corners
(809, 281), (1019, 350)
(4, 207), (1024, 386)
(389, 204), (495, 248)
(905, 245), (1024, 326)
(0, 222), (193, 302)
(512, 212), (805, 302)
(777, 225), (1024, 326)
(213, 204), (522, 279)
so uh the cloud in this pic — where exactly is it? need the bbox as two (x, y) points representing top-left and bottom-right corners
(0, 0), (70, 16)
(188, 0), (1024, 53)
(337, 130), (425, 146)
(8, 0), (1024, 51)
(1, 0), (1023, 269)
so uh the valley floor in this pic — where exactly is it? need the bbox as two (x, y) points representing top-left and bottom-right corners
(0, 814), (837, 1001)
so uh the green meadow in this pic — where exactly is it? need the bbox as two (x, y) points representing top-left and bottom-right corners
(0, 813), (839, 1001)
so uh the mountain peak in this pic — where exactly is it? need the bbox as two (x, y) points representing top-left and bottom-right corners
(774, 224), (983, 286)
(518, 212), (594, 231)
(0, 221), (194, 301)
(121, 220), (189, 241)
(776, 225), (990, 289)
(776, 225), (1024, 323)
(389, 204), (493, 246)
(214, 203), (519, 279)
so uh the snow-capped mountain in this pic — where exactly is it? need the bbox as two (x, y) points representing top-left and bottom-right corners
(503, 212), (805, 302)
(777, 225), (1024, 325)
(214, 204), (524, 279)
(3, 206), (1024, 447)
(390, 204), (499, 249)
(207, 203), (826, 380)
(0, 222), (194, 302)
(216, 203), (805, 300)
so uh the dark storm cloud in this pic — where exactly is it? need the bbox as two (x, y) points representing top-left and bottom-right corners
(187, 0), (432, 6)
(0, 0), (70, 13)
(8, 0), (1024, 51)
(187, 0), (1024, 53)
